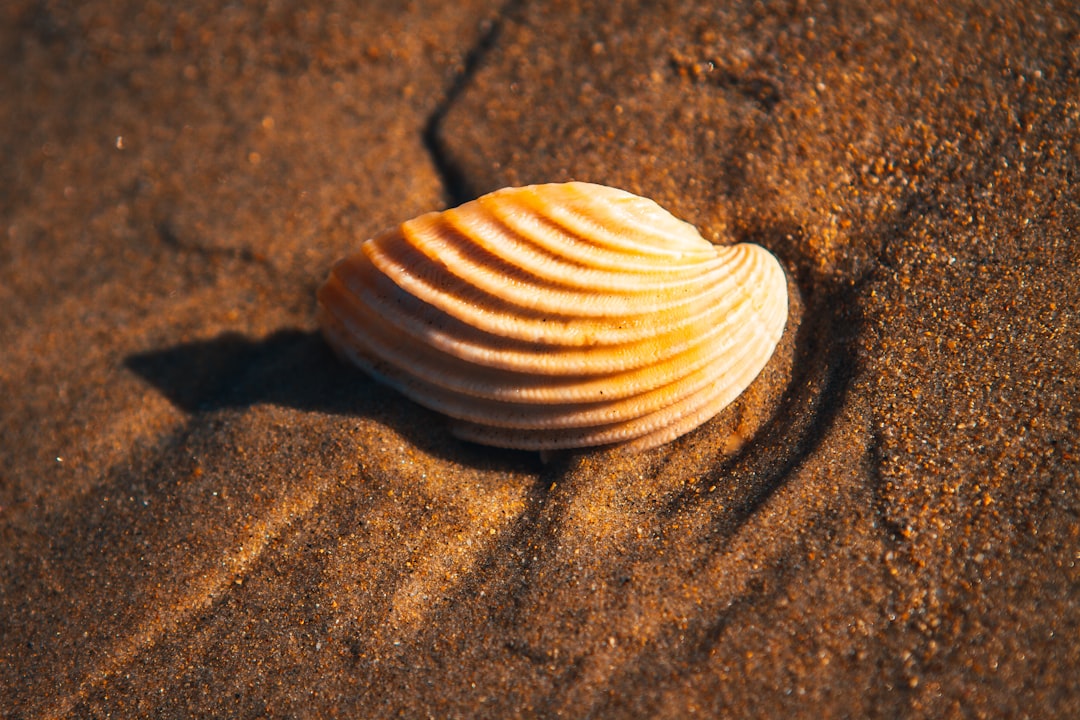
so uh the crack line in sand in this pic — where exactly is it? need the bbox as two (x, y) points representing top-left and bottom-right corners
(422, 0), (525, 206)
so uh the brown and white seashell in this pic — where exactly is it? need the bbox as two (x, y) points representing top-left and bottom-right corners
(317, 182), (788, 453)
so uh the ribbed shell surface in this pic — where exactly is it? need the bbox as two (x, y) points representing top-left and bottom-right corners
(317, 182), (789, 452)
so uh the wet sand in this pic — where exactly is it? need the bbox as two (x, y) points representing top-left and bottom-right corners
(2, 0), (1078, 717)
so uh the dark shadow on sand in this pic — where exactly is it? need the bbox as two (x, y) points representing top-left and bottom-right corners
(123, 329), (540, 472)
(126, 330), (354, 414)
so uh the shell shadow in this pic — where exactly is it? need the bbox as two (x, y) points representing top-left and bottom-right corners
(123, 329), (540, 471)
(126, 330), (357, 415)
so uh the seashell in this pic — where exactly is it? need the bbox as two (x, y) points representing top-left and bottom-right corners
(317, 182), (788, 453)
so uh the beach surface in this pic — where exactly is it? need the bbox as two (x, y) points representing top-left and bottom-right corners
(2, 0), (1078, 716)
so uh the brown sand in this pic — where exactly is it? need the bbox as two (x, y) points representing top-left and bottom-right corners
(2, 0), (1078, 717)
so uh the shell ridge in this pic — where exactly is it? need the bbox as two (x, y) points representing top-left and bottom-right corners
(369, 225), (752, 323)
(383, 297), (768, 431)
(483, 192), (708, 272)
(559, 182), (716, 256)
(336, 262), (760, 395)
(357, 265), (754, 358)
(445, 202), (723, 292)
(530, 186), (709, 259)
(323, 262), (768, 418)
(348, 248), (763, 377)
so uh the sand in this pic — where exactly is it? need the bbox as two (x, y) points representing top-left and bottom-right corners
(1, 0), (1077, 717)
